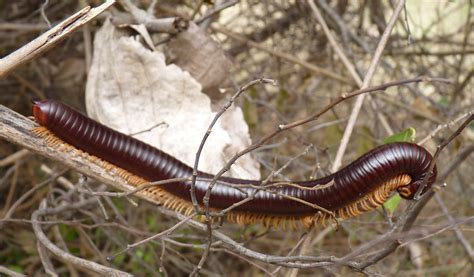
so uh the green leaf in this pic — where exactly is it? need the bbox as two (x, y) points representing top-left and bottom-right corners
(7, 265), (24, 274)
(383, 127), (416, 144)
(381, 128), (416, 213)
(383, 194), (402, 214)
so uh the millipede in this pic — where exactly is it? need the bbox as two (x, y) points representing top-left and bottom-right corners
(32, 99), (437, 228)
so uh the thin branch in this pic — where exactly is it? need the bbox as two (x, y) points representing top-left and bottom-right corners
(32, 200), (133, 276)
(0, 266), (27, 277)
(435, 194), (474, 264)
(108, 212), (197, 261)
(118, 0), (188, 33)
(195, 0), (239, 25)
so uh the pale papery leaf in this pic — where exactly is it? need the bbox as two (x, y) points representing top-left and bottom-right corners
(85, 20), (260, 179)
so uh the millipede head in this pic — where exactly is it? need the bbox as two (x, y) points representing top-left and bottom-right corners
(397, 165), (437, 199)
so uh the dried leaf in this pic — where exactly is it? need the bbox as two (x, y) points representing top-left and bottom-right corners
(86, 20), (259, 179)
(166, 22), (232, 94)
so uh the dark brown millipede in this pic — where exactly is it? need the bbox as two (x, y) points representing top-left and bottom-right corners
(32, 99), (437, 227)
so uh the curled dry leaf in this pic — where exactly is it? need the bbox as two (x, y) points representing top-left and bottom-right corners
(166, 22), (232, 95)
(85, 20), (260, 179)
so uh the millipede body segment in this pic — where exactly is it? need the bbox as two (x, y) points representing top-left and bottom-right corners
(32, 99), (437, 227)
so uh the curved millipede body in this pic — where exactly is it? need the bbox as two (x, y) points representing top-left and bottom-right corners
(32, 99), (437, 227)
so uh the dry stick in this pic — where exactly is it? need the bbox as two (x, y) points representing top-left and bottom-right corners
(37, 240), (58, 276)
(0, 0), (115, 78)
(3, 161), (20, 218)
(330, 0), (407, 173)
(32, 200), (133, 277)
(0, 266), (26, 277)
(40, 164), (75, 190)
(273, 232), (311, 275)
(0, 149), (29, 167)
(195, 0), (239, 25)
(0, 168), (68, 225)
(279, 77), (451, 130)
(0, 22), (48, 31)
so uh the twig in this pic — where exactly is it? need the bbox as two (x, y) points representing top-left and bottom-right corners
(0, 149), (29, 167)
(119, 0), (188, 33)
(32, 200), (133, 276)
(0, 0), (115, 78)
(435, 194), (474, 263)
(0, 266), (27, 277)
(108, 212), (197, 261)
(40, 0), (52, 28)
(37, 240), (58, 277)
(418, 111), (473, 145)
(0, 168), (68, 225)
(195, 0), (239, 25)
